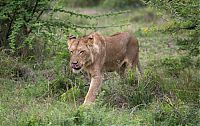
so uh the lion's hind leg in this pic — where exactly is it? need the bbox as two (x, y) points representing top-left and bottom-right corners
(117, 62), (127, 78)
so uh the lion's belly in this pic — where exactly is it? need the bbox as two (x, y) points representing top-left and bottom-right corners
(103, 44), (127, 72)
(103, 59), (125, 72)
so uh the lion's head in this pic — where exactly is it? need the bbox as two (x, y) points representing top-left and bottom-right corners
(67, 34), (97, 73)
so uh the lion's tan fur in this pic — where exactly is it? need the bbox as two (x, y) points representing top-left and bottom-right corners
(67, 32), (143, 105)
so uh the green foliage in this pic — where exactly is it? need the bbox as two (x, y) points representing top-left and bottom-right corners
(0, 0), (130, 59)
(49, 76), (70, 96)
(0, 51), (34, 80)
(0, 51), (19, 78)
(145, 0), (200, 59)
(61, 86), (81, 102)
(60, 0), (101, 7)
(47, 73), (87, 102)
(102, 0), (144, 9)
(71, 106), (144, 125)
(98, 70), (162, 108)
(153, 101), (199, 126)
(0, 0), (49, 50)
(161, 57), (183, 76)
(160, 55), (199, 77)
(60, 0), (144, 8)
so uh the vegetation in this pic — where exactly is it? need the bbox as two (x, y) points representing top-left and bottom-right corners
(0, 0), (199, 126)
(61, 0), (144, 8)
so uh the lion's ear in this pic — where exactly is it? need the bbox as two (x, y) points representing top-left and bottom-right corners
(86, 35), (94, 46)
(88, 34), (93, 40)
(67, 35), (76, 40)
(67, 35), (76, 48)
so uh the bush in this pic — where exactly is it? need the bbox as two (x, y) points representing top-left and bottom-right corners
(160, 57), (183, 77)
(48, 74), (87, 101)
(101, 0), (144, 9)
(0, 51), (35, 80)
(146, 0), (200, 61)
(98, 70), (162, 108)
(60, 0), (101, 7)
(153, 102), (199, 126)
(60, 0), (144, 8)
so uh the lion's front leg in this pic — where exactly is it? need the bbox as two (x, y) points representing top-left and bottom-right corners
(83, 74), (102, 105)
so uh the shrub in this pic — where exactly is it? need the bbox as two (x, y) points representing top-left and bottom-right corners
(146, 0), (200, 63)
(101, 0), (144, 9)
(160, 57), (183, 77)
(153, 101), (199, 126)
(60, 0), (101, 7)
(0, 51), (35, 80)
(98, 69), (163, 108)
(48, 74), (87, 102)
(60, 0), (144, 8)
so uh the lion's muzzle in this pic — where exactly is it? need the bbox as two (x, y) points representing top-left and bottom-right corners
(71, 61), (82, 73)
(71, 61), (80, 69)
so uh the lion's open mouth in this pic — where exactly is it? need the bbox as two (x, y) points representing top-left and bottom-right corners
(71, 63), (82, 70)
(73, 67), (81, 70)
(72, 66), (82, 73)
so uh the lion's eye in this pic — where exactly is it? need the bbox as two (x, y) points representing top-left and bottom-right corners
(79, 50), (85, 54)
(70, 51), (73, 54)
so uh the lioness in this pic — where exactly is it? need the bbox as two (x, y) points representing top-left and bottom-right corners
(67, 32), (143, 105)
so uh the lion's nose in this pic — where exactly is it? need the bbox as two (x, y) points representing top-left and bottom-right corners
(72, 61), (78, 65)
(71, 61), (78, 68)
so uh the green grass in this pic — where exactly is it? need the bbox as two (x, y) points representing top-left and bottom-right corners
(0, 7), (199, 126)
